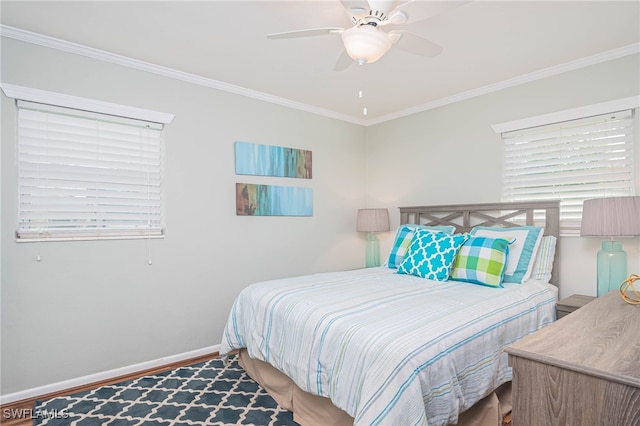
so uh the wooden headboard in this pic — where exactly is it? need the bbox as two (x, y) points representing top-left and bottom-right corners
(398, 201), (560, 286)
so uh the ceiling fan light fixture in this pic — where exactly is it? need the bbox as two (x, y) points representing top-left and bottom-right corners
(341, 25), (392, 64)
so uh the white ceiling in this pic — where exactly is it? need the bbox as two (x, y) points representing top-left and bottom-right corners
(1, 0), (639, 124)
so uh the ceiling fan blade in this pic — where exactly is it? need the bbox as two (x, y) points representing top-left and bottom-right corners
(389, 30), (443, 57)
(334, 49), (355, 71)
(390, 0), (470, 25)
(267, 27), (344, 39)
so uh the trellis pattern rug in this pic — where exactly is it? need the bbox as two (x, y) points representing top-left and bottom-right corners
(34, 355), (299, 425)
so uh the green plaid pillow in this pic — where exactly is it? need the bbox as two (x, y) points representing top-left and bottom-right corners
(451, 235), (514, 288)
(470, 226), (543, 284)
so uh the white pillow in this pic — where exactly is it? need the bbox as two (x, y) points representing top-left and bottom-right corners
(531, 235), (557, 283)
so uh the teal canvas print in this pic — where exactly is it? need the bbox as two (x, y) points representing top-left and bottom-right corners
(235, 141), (312, 179)
(236, 183), (313, 216)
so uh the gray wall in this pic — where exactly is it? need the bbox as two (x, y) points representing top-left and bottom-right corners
(365, 54), (640, 300)
(1, 38), (367, 395)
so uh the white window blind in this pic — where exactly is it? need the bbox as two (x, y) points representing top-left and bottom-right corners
(17, 100), (164, 241)
(502, 109), (635, 236)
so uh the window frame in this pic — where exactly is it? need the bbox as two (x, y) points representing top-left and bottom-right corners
(2, 84), (174, 242)
(493, 97), (639, 236)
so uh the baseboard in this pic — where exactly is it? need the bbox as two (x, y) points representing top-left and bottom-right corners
(0, 344), (220, 405)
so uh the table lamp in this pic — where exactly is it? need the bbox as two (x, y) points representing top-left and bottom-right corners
(356, 208), (390, 267)
(580, 196), (640, 296)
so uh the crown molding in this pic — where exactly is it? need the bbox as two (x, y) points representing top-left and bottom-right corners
(1, 24), (637, 127)
(367, 43), (640, 125)
(0, 25), (367, 126)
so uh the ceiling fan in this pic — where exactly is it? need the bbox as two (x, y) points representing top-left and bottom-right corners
(267, 0), (467, 71)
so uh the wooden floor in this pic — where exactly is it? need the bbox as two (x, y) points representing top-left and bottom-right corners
(0, 352), (218, 426)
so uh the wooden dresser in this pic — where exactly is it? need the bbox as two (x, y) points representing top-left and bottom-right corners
(505, 290), (640, 426)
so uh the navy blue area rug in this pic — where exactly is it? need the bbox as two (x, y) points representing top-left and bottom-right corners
(34, 354), (299, 425)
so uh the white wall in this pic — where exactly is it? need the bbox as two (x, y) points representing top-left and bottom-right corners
(0, 38), (367, 396)
(2, 34), (639, 399)
(365, 54), (640, 300)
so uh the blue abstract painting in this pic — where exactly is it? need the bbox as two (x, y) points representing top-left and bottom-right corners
(236, 183), (313, 216)
(235, 141), (312, 179)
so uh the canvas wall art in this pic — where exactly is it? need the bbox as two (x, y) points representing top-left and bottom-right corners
(235, 141), (312, 179)
(236, 183), (313, 216)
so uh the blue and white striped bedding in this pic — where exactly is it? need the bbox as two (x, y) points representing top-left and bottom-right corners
(220, 267), (557, 426)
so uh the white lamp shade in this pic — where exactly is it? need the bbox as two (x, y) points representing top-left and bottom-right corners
(356, 208), (390, 233)
(580, 196), (640, 237)
(341, 25), (392, 64)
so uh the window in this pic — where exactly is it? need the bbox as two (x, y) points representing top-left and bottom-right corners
(16, 100), (165, 241)
(500, 108), (636, 236)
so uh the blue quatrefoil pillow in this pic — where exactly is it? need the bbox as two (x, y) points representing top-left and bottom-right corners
(397, 230), (469, 281)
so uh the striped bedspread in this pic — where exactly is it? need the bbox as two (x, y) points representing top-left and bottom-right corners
(220, 267), (557, 426)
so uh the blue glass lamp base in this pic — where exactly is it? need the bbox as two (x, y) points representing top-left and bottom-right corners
(597, 241), (627, 297)
(365, 233), (381, 268)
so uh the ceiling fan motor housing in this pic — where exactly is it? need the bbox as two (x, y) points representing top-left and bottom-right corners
(362, 9), (387, 23)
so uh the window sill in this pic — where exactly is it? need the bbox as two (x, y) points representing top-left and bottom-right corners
(16, 235), (165, 243)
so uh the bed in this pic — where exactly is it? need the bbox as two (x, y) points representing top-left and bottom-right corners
(220, 201), (560, 426)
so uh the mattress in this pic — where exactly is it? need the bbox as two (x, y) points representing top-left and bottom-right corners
(220, 267), (557, 426)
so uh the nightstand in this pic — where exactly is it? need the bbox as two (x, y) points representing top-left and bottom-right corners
(555, 294), (596, 319)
